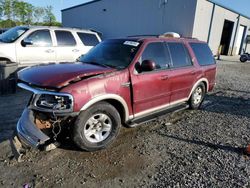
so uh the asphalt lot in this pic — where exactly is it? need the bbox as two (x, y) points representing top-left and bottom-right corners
(0, 56), (249, 187)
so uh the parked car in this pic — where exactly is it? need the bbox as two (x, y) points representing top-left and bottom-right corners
(15, 35), (216, 152)
(0, 26), (101, 67)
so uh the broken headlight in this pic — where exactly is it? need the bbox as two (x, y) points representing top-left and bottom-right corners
(33, 93), (73, 113)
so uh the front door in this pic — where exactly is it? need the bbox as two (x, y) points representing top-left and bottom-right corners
(131, 42), (172, 116)
(16, 29), (56, 66)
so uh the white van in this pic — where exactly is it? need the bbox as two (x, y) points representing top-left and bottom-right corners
(0, 26), (101, 67)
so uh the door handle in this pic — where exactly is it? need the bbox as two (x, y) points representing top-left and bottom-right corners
(161, 75), (169, 80)
(45, 49), (54, 53)
(72, 49), (80, 52)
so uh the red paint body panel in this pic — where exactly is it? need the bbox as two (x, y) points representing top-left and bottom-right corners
(18, 62), (114, 88)
(61, 69), (133, 115)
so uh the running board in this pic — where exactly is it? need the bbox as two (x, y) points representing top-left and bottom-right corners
(127, 103), (189, 128)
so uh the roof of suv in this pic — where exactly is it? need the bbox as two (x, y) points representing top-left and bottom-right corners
(108, 36), (203, 44)
(16, 25), (99, 34)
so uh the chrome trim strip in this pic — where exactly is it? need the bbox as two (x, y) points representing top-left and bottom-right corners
(18, 83), (71, 96)
(134, 98), (187, 118)
(80, 94), (131, 121)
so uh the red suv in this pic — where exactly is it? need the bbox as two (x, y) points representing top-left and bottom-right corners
(16, 36), (216, 151)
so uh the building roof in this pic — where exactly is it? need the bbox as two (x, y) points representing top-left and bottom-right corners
(61, 0), (250, 20)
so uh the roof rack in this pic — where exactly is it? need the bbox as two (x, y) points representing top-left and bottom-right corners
(127, 34), (159, 38)
(181, 37), (198, 40)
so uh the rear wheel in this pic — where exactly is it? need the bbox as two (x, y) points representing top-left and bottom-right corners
(189, 83), (206, 110)
(73, 102), (121, 151)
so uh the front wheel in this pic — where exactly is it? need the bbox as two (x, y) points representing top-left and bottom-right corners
(72, 102), (121, 151)
(189, 83), (206, 110)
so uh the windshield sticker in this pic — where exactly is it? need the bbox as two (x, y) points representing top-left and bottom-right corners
(124, 41), (139, 47)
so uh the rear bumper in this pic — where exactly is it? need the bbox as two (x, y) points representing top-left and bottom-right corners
(16, 108), (50, 148)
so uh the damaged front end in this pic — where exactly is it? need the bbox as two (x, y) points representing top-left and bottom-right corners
(13, 83), (76, 155)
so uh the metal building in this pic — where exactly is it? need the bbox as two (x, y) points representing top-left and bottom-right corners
(62, 0), (250, 55)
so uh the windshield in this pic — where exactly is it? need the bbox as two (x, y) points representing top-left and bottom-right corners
(0, 26), (29, 43)
(80, 40), (141, 69)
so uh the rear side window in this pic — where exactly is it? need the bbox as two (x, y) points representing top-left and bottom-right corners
(168, 42), (192, 68)
(190, 43), (215, 66)
(77, 32), (99, 46)
(55, 30), (76, 46)
(142, 42), (171, 70)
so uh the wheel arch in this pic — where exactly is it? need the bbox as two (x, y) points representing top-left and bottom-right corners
(188, 78), (209, 100)
(80, 94), (130, 123)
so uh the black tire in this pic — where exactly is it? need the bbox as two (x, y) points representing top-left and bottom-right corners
(189, 83), (206, 110)
(240, 56), (247, 63)
(73, 102), (121, 151)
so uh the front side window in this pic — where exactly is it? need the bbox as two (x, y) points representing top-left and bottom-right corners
(55, 30), (76, 46)
(25, 30), (52, 47)
(168, 42), (192, 68)
(0, 26), (28, 43)
(77, 32), (99, 46)
(80, 40), (141, 69)
(141, 42), (171, 70)
(190, 43), (215, 66)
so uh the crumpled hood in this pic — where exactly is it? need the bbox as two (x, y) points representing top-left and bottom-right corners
(18, 62), (115, 88)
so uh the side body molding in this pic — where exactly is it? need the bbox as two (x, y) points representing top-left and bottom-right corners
(80, 94), (131, 121)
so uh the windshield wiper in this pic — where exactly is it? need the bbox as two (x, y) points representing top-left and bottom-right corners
(83, 61), (114, 68)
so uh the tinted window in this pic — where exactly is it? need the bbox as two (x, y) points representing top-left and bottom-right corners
(55, 30), (76, 46)
(190, 43), (215, 66)
(142, 42), (171, 70)
(26, 30), (52, 47)
(77, 32), (99, 46)
(168, 43), (192, 68)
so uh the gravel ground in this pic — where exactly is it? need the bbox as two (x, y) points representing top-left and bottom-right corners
(0, 57), (249, 187)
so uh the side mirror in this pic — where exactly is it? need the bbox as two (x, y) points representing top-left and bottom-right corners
(21, 38), (33, 47)
(140, 60), (156, 72)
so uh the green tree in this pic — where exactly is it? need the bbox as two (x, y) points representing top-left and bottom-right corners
(2, 0), (12, 20)
(13, 1), (33, 24)
(33, 7), (45, 23)
(43, 5), (56, 25)
(0, 0), (60, 27)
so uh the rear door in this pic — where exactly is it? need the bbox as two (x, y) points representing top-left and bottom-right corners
(131, 42), (172, 116)
(76, 32), (100, 57)
(54, 30), (80, 62)
(167, 42), (197, 103)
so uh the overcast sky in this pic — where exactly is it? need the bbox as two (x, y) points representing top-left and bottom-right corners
(23, 0), (250, 22)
